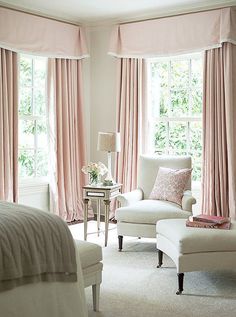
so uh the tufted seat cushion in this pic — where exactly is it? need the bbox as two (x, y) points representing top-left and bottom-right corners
(75, 240), (102, 269)
(156, 219), (236, 254)
(116, 200), (191, 225)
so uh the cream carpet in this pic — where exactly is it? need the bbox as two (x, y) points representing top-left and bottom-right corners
(70, 221), (236, 317)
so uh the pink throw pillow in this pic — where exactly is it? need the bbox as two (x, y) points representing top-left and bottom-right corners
(149, 167), (192, 206)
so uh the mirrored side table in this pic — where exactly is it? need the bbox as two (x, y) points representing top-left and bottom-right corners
(83, 183), (122, 246)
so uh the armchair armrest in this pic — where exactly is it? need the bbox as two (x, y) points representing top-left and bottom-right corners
(182, 190), (196, 212)
(117, 188), (144, 207)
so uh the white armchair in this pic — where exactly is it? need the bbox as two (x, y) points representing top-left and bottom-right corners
(115, 155), (196, 251)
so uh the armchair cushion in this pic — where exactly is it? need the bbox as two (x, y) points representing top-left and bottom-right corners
(115, 200), (191, 225)
(149, 167), (192, 206)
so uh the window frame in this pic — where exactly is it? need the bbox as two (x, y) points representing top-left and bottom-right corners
(147, 53), (203, 182)
(18, 54), (49, 180)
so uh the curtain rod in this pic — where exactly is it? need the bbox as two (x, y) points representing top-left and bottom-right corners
(120, 4), (234, 25)
(0, 4), (81, 26)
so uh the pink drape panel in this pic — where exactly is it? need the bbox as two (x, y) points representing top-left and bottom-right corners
(0, 7), (88, 59)
(114, 58), (146, 193)
(48, 58), (87, 222)
(109, 7), (236, 58)
(0, 48), (18, 202)
(202, 42), (236, 219)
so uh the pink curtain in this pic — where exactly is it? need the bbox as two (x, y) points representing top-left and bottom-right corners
(0, 48), (18, 202)
(202, 42), (236, 219)
(114, 58), (146, 194)
(48, 58), (87, 222)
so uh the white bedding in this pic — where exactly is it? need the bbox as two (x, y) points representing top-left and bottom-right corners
(0, 241), (88, 317)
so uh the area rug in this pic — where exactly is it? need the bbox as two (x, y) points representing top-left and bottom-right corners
(70, 222), (236, 317)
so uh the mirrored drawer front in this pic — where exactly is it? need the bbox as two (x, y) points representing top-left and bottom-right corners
(86, 191), (105, 197)
(110, 190), (120, 198)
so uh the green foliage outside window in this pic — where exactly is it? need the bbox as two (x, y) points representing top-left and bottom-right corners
(18, 55), (48, 178)
(149, 55), (203, 181)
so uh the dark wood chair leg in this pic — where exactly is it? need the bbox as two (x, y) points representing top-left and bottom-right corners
(176, 273), (184, 295)
(156, 249), (163, 268)
(118, 235), (123, 251)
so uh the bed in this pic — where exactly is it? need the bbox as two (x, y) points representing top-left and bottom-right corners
(0, 201), (88, 317)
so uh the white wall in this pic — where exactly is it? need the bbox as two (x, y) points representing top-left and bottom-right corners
(89, 25), (117, 166)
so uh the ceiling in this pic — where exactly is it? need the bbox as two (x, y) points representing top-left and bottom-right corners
(0, 0), (235, 24)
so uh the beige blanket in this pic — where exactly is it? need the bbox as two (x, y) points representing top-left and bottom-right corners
(0, 201), (77, 292)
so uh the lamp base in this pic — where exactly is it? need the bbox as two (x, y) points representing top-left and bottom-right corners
(104, 151), (116, 186)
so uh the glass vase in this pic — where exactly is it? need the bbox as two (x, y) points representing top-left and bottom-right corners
(89, 172), (99, 186)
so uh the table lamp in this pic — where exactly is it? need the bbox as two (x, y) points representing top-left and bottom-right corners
(97, 132), (121, 185)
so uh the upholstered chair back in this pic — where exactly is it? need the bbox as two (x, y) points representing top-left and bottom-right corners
(137, 155), (192, 199)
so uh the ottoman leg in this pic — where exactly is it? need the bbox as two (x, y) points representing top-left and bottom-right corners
(156, 249), (163, 268)
(92, 283), (100, 311)
(118, 235), (123, 251)
(176, 273), (184, 295)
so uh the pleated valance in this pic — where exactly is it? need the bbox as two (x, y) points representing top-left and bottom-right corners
(109, 7), (236, 58)
(0, 7), (88, 59)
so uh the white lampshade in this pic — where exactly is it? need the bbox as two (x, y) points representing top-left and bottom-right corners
(97, 132), (121, 153)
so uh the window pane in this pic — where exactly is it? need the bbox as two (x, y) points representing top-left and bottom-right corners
(158, 62), (169, 117)
(20, 56), (32, 87)
(169, 122), (187, 151)
(171, 60), (189, 90)
(154, 122), (167, 153)
(34, 59), (46, 116)
(159, 88), (168, 117)
(34, 58), (46, 88)
(192, 89), (202, 116)
(189, 121), (202, 152)
(19, 120), (35, 148)
(19, 87), (32, 115)
(170, 89), (189, 116)
(192, 163), (201, 181)
(36, 151), (48, 177)
(18, 149), (35, 177)
(37, 120), (48, 149)
(34, 88), (46, 116)
(190, 154), (202, 181)
(192, 58), (203, 90)
(150, 62), (168, 117)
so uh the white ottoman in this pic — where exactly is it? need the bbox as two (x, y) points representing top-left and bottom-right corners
(75, 240), (103, 311)
(156, 219), (236, 294)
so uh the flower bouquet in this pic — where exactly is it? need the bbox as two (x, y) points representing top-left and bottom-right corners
(82, 162), (108, 185)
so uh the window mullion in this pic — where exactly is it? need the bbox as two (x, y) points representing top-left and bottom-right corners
(166, 121), (170, 154)
(167, 60), (171, 154)
(34, 120), (37, 177)
(167, 60), (171, 117)
(187, 121), (190, 155)
(189, 58), (192, 117)
(187, 59), (191, 156)
(31, 59), (34, 116)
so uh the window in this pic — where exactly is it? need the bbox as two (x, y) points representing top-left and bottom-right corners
(18, 55), (48, 179)
(147, 53), (203, 181)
